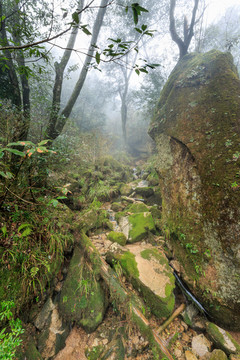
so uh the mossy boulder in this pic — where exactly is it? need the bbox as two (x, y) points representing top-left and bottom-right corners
(135, 186), (154, 198)
(59, 246), (108, 333)
(209, 349), (228, 360)
(126, 202), (149, 213)
(206, 322), (240, 355)
(149, 50), (240, 329)
(128, 212), (156, 243)
(119, 183), (133, 196)
(111, 202), (125, 212)
(75, 209), (107, 234)
(107, 231), (127, 246)
(106, 244), (175, 318)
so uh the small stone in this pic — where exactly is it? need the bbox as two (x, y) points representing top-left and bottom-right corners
(230, 355), (240, 360)
(181, 320), (188, 331)
(192, 334), (211, 357)
(174, 348), (182, 358)
(185, 350), (198, 360)
(92, 338), (99, 347)
(181, 333), (190, 342)
(102, 338), (108, 345)
(209, 349), (228, 360)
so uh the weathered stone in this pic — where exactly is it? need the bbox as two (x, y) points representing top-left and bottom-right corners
(184, 350), (198, 360)
(206, 322), (240, 355)
(106, 243), (175, 318)
(59, 246), (108, 333)
(128, 212), (156, 243)
(107, 231), (127, 246)
(75, 209), (107, 233)
(192, 334), (211, 357)
(135, 186), (154, 198)
(230, 355), (240, 360)
(111, 202), (125, 212)
(34, 297), (55, 331)
(149, 50), (240, 329)
(209, 349), (228, 360)
(127, 202), (149, 213)
(119, 183), (133, 196)
(37, 306), (69, 359)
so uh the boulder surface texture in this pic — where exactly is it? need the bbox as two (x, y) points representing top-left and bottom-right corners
(149, 50), (240, 329)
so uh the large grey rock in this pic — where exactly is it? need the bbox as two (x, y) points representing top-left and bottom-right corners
(149, 50), (240, 329)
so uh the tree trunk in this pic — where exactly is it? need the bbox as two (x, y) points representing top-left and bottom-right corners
(47, 0), (108, 140)
(0, 2), (22, 108)
(47, 0), (85, 140)
(77, 232), (174, 360)
(169, 0), (199, 60)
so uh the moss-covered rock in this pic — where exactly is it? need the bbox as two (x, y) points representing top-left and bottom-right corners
(107, 244), (175, 318)
(111, 202), (125, 212)
(149, 50), (240, 329)
(126, 202), (149, 213)
(107, 231), (127, 246)
(59, 246), (108, 333)
(135, 186), (154, 198)
(16, 334), (43, 360)
(119, 183), (133, 196)
(75, 209), (108, 234)
(128, 212), (156, 243)
(209, 349), (228, 360)
(206, 322), (240, 355)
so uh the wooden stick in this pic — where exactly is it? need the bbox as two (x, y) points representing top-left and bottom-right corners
(157, 303), (186, 334)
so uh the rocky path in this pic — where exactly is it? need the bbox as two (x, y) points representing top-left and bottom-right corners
(18, 161), (240, 360)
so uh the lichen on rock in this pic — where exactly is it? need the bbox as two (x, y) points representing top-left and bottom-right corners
(59, 246), (108, 333)
(149, 50), (240, 329)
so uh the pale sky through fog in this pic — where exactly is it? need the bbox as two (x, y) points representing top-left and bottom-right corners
(205, 0), (240, 23)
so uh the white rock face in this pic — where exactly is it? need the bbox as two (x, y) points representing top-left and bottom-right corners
(192, 334), (211, 357)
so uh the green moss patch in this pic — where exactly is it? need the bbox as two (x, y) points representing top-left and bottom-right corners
(126, 203), (149, 213)
(128, 213), (156, 243)
(119, 251), (139, 278)
(107, 232), (127, 246)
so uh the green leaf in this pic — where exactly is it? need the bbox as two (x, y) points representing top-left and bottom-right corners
(135, 69), (140, 75)
(81, 25), (91, 36)
(132, 8), (138, 24)
(135, 27), (142, 34)
(72, 12), (79, 24)
(125, 6), (129, 13)
(18, 223), (32, 232)
(48, 199), (59, 207)
(38, 139), (50, 146)
(141, 24), (147, 31)
(56, 196), (67, 200)
(95, 52), (101, 64)
(20, 228), (32, 238)
(0, 171), (13, 179)
(2, 148), (25, 157)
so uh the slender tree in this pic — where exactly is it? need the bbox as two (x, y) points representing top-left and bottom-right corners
(169, 0), (199, 59)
